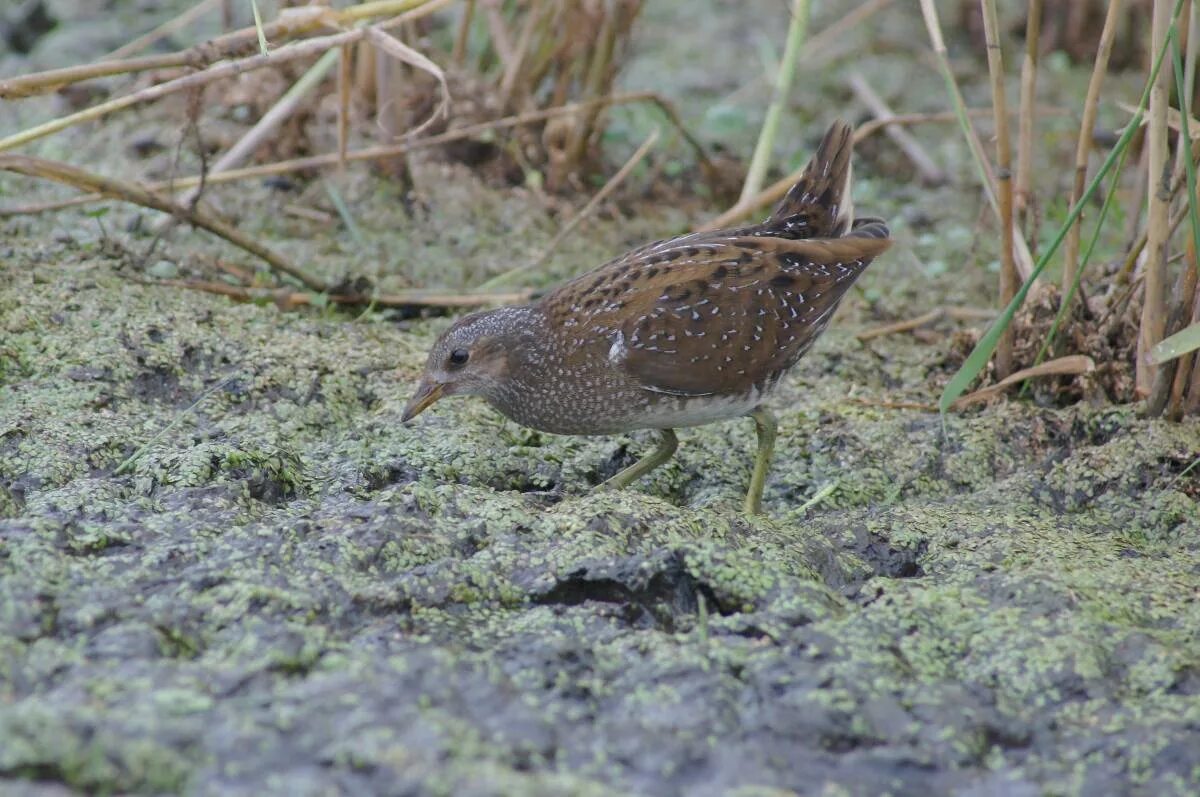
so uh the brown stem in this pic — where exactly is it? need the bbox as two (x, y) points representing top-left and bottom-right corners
(979, 0), (1016, 378)
(1014, 0), (1042, 226)
(1164, 247), (1199, 418)
(141, 279), (532, 310)
(1139, 0), (1174, 399)
(1185, 289), (1200, 414)
(0, 154), (327, 291)
(1063, 0), (1125, 300)
(1, 93), (712, 217)
(453, 0), (476, 66)
(847, 72), (946, 185)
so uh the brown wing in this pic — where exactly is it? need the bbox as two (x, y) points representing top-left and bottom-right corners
(544, 221), (891, 397)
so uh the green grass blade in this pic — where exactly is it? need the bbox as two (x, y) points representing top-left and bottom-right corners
(1150, 321), (1200, 363)
(739, 0), (810, 203)
(250, 0), (269, 55)
(938, 0), (1185, 414)
(323, 178), (366, 247)
(114, 372), (242, 475)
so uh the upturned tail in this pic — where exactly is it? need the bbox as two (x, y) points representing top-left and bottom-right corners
(766, 120), (856, 239)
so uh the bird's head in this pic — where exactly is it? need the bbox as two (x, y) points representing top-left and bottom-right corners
(401, 308), (525, 422)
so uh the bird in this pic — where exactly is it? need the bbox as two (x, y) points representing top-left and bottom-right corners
(402, 120), (890, 514)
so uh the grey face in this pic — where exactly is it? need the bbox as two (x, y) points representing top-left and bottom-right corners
(401, 308), (527, 421)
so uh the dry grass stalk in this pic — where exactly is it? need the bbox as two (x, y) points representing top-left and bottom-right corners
(1014, 0), (1043, 226)
(855, 306), (995, 341)
(144, 279), (533, 310)
(499, 0), (548, 106)
(482, 0), (517, 69)
(0, 92), (690, 217)
(0, 154), (325, 290)
(0, 26), (364, 153)
(1168, 201), (1200, 417)
(1116, 149), (1197, 281)
(453, 0), (476, 66)
(847, 72), (946, 185)
(952, 356), (1097, 408)
(1139, 0), (1175, 396)
(1186, 297), (1200, 413)
(1147, 265), (1190, 414)
(917, 0), (1036, 283)
(846, 397), (939, 412)
(0, 1), (430, 100)
(173, 46), (343, 213)
(373, 39), (407, 181)
(484, 127), (661, 288)
(979, 0), (1017, 378)
(365, 25), (450, 137)
(437, 0), (646, 190)
(1149, 0), (1198, 415)
(1063, 0), (1126, 296)
(1162, 240), (1199, 416)
(857, 309), (946, 341)
(338, 44), (352, 173)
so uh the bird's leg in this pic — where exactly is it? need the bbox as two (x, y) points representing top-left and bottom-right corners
(745, 407), (777, 514)
(599, 428), (679, 491)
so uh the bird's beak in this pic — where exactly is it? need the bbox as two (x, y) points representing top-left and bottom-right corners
(401, 378), (445, 422)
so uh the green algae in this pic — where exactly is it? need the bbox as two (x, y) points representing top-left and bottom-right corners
(3, 1), (1200, 795)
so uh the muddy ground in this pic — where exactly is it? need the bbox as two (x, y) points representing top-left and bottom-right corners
(2, 1), (1199, 795)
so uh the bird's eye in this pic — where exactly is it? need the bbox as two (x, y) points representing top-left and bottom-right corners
(447, 348), (470, 367)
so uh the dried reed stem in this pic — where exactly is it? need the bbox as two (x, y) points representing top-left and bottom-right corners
(1184, 281), (1200, 414)
(0, 154), (325, 290)
(917, 0), (1035, 283)
(1014, 0), (1042, 224)
(1163, 244), (1198, 416)
(1117, 149), (1197, 281)
(855, 306), (995, 341)
(1151, 3), (1199, 415)
(1, 52), (206, 100)
(1166, 2), (1198, 221)
(952, 355), (1096, 408)
(338, 44), (352, 173)
(0, 11), (452, 158)
(499, 0), (547, 107)
(0, 27), (363, 153)
(453, 0), (476, 66)
(0, 92), (697, 217)
(979, 0), (1017, 378)
(847, 71), (945, 185)
(488, 1), (518, 65)
(1140, 0), (1175, 395)
(558, 5), (626, 187)
(484, 127), (660, 288)
(0, 0), (433, 99)
(177, 46), (341, 211)
(148, 280), (532, 310)
(1063, 0), (1125, 296)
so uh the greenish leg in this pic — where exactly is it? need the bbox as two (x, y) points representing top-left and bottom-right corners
(599, 428), (679, 491)
(744, 406), (777, 515)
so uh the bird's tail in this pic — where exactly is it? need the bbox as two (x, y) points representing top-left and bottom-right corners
(766, 120), (855, 239)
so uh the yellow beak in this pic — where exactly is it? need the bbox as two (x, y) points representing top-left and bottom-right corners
(401, 378), (445, 422)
